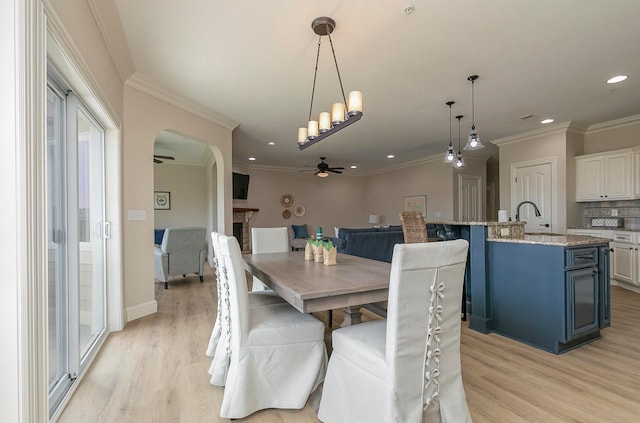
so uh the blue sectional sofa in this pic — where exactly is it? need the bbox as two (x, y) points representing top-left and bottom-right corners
(330, 225), (439, 263)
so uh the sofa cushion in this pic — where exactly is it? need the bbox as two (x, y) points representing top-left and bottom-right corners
(154, 229), (165, 245)
(291, 224), (309, 239)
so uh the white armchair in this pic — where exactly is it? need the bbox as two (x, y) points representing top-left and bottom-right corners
(153, 227), (206, 289)
(318, 239), (472, 423)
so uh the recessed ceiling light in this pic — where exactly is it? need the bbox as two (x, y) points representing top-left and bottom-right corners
(607, 75), (628, 84)
(248, 157), (256, 161)
(350, 165), (357, 169)
(267, 141), (276, 146)
(541, 118), (554, 124)
(387, 154), (395, 159)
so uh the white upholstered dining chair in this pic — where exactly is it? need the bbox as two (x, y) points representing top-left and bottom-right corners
(250, 227), (290, 291)
(317, 239), (472, 423)
(214, 233), (327, 419)
(206, 231), (285, 386)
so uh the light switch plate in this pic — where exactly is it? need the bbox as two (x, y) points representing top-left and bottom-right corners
(128, 210), (147, 221)
(611, 209), (618, 216)
(500, 228), (510, 236)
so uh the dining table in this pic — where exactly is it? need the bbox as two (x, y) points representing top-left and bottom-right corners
(243, 251), (391, 326)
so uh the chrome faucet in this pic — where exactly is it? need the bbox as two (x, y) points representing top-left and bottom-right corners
(515, 201), (541, 221)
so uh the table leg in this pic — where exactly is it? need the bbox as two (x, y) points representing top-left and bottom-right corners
(341, 306), (363, 327)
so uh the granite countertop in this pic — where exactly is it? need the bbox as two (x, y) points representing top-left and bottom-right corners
(488, 234), (611, 247)
(428, 221), (524, 226)
(568, 227), (640, 233)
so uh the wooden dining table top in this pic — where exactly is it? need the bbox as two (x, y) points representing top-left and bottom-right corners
(242, 251), (391, 314)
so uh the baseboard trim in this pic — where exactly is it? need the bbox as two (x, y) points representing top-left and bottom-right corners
(126, 300), (158, 322)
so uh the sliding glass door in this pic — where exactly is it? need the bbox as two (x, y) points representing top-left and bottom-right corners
(47, 77), (108, 418)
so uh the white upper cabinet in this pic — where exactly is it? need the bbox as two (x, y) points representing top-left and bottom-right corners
(576, 150), (633, 201)
(635, 148), (640, 198)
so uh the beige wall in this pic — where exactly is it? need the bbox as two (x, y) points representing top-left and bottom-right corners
(495, 125), (572, 232)
(154, 163), (208, 229)
(233, 167), (368, 234)
(236, 157), (488, 232)
(365, 158), (458, 225)
(122, 86), (232, 320)
(584, 116), (640, 153)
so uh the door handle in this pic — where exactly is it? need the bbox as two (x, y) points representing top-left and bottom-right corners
(540, 223), (550, 227)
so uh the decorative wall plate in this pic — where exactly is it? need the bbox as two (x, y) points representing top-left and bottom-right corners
(293, 204), (306, 217)
(282, 209), (292, 219)
(280, 194), (294, 207)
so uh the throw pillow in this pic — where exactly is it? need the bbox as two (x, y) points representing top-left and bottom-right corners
(292, 224), (309, 239)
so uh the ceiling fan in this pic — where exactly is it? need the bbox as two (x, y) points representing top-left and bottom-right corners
(311, 157), (344, 177)
(153, 154), (175, 164)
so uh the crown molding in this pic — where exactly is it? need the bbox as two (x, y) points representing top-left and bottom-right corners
(126, 73), (238, 130)
(87, 0), (135, 82)
(490, 121), (587, 147)
(44, 0), (121, 129)
(586, 113), (640, 134)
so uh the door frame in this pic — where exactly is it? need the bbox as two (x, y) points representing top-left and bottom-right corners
(510, 157), (558, 233)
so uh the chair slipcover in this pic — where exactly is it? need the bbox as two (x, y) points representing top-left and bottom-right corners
(153, 227), (206, 289)
(206, 232), (285, 386)
(318, 239), (472, 423)
(250, 227), (290, 291)
(214, 234), (327, 419)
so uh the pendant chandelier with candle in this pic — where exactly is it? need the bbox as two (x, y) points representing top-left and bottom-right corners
(297, 17), (363, 150)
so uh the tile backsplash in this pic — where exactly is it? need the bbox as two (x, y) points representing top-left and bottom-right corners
(582, 199), (640, 230)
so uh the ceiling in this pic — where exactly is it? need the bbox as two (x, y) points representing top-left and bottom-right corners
(104, 1), (640, 172)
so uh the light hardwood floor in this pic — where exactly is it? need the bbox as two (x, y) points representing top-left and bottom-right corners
(58, 265), (640, 422)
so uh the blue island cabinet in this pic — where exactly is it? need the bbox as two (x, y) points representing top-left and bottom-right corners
(487, 241), (610, 354)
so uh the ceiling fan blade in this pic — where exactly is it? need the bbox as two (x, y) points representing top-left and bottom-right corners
(329, 169), (343, 174)
(328, 167), (345, 171)
(154, 154), (175, 160)
(154, 158), (162, 163)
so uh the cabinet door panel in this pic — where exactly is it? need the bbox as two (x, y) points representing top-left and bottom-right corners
(603, 153), (632, 199)
(576, 157), (602, 201)
(565, 268), (598, 341)
(612, 243), (634, 283)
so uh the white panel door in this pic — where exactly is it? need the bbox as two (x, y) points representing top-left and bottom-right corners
(459, 175), (482, 222)
(513, 162), (553, 233)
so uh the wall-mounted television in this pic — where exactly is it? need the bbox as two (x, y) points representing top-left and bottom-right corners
(232, 172), (250, 200)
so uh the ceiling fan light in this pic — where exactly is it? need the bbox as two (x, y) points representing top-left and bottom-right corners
(317, 171), (329, 178)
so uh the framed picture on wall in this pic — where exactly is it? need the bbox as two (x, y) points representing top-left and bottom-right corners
(154, 191), (171, 210)
(403, 195), (426, 217)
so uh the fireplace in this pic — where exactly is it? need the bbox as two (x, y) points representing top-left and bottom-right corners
(233, 222), (244, 251)
(233, 207), (259, 252)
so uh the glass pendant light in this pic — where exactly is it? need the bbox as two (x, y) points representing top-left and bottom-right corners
(454, 114), (466, 169)
(464, 75), (485, 150)
(443, 101), (456, 163)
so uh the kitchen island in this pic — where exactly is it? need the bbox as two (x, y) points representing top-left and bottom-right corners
(429, 221), (611, 354)
(487, 234), (611, 354)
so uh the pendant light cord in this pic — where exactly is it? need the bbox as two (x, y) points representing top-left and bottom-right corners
(449, 104), (453, 148)
(308, 35), (322, 122)
(308, 23), (348, 121)
(471, 78), (476, 130)
(327, 31), (349, 109)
